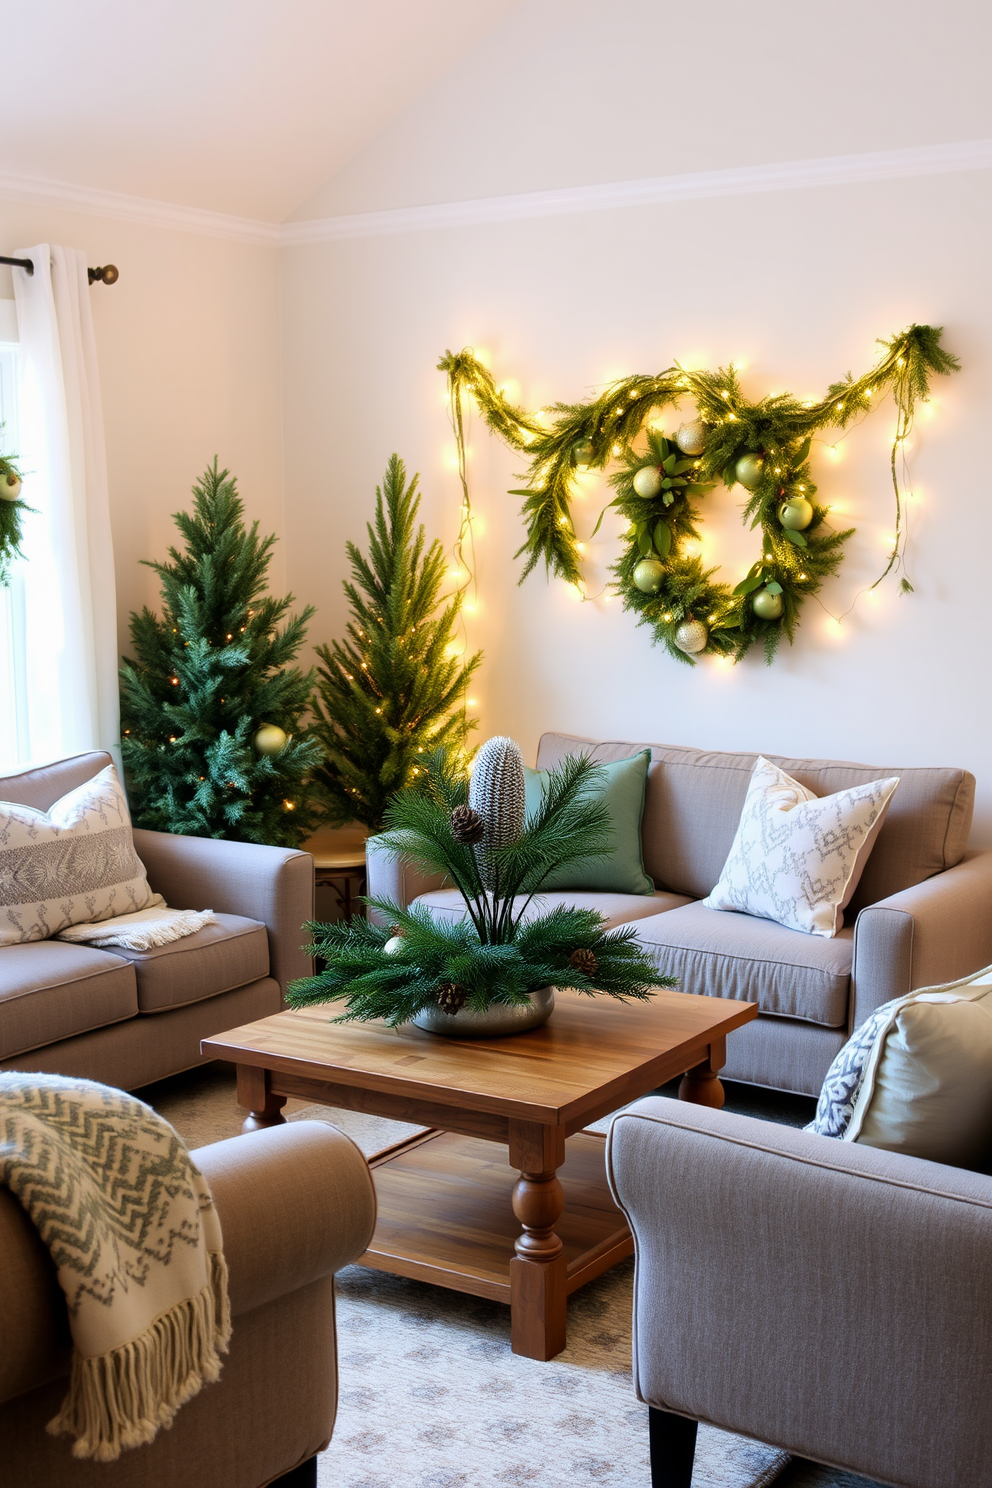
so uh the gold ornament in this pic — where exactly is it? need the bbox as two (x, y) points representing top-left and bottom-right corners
(253, 724), (288, 755)
(735, 453), (765, 490)
(674, 619), (709, 654)
(675, 420), (706, 456)
(632, 464), (663, 498)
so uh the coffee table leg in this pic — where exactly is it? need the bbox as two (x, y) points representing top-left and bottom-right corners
(237, 1064), (287, 1133)
(508, 1121), (568, 1361)
(678, 1036), (726, 1109)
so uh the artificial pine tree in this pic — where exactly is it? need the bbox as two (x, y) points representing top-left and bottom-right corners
(120, 460), (325, 848)
(312, 453), (481, 831)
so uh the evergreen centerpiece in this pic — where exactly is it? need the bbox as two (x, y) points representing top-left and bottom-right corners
(120, 460), (324, 848)
(287, 737), (674, 1034)
(311, 453), (481, 831)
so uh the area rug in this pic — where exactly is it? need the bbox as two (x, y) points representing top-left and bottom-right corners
(144, 1067), (880, 1488)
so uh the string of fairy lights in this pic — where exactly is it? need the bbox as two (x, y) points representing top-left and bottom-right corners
(438, 325), (958, 666)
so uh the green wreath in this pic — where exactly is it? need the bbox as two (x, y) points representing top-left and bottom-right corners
(0, 455), (25, 586)
(438, 324), (960, 664)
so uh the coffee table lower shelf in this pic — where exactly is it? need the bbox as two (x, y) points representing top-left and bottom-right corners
(361, 1128), (632, 1307)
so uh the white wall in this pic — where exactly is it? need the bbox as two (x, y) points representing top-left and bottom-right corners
(0, 203), (283, 659)
(281, 0), (992, 843)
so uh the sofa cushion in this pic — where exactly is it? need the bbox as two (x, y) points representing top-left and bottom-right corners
(0, 942), (138, 1058)
(632, 901), (853, 1028)
(524, 751), (654, 894)
(0, 763), (158, 946)
(535, 733), (974, 911)
(413, 887), (691, 933)
(101, 913), (269, 1013)
(703, 757), (899, 938)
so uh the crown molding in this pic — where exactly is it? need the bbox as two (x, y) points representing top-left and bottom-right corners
(1, 139), (989, 250)
(0, 170), (279, 245)
(282, 138), (992, 245)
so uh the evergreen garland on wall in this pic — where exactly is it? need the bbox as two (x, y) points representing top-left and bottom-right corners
(438, 324), (959, 664)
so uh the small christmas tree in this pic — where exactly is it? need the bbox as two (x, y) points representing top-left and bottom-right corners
(312, 453), (481, 831)
(120, 460), (324, 847)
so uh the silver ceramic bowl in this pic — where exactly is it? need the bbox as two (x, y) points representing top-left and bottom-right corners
(411, 986), (555, 1039)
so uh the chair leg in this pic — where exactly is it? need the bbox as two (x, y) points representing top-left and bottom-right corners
(649, 1406), (698, 1488)
(268, 1457), (317, 1488)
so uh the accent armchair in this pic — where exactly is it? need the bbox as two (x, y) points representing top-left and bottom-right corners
(607, 1096), (992, 1488)
(0, 1119), (376, 1488)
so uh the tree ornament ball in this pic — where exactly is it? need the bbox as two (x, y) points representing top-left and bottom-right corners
(735, 453), (765, 490)
(632, 557), (666, 594)
(676, 419), (707, 456)
(572, 437), (595, 468)
(674, 619), (709, 654)
(779, 496), (814, 531)
(632, 464), (663, 498)
(752, 587), (784, 620)
(253, 724), (288, 755)
(383, 935), (405, 955)
(0, 473), (21, 502)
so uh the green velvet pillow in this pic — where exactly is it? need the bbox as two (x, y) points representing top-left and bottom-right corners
(524, 751), (655, 895)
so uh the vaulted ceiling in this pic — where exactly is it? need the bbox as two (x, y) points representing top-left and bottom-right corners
(3, 0), (520, 221)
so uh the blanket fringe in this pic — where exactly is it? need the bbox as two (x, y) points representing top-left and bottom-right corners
(47, 1250), (232, 1462)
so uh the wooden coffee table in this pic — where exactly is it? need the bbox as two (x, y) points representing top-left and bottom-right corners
(202, 988), (756, 1360)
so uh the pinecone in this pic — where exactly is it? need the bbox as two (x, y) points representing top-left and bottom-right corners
(450, 804), (485, 845)
(437, 981), (468, 1015)
(569, 947), (599, 979)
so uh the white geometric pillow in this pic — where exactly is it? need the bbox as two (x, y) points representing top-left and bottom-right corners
(0, 763), (160, 946)
(703, 756), (899, 938)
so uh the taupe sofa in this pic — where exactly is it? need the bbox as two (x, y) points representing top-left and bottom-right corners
(368, 732), (992, 1096)
(607, 1097), (992, 1488)
(0, 752), (313, 1090)
(0, 1119), (376, 1488)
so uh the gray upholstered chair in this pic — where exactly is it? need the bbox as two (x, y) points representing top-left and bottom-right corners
(0, 1119), (376, 1488)
(607, 1097), (992, 1488)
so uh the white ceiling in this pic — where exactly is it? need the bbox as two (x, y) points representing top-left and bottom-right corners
(2, 0), (520, 222)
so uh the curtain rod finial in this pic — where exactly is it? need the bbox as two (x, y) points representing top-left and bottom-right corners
(88, 264), (119, 285)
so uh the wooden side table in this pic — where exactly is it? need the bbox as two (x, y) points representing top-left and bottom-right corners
(303, 826), (368, 921)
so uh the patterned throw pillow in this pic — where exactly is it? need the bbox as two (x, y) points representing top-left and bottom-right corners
(702, 756), (899, 938)
(0, 763), (159, 946)
(808, 965), (992, 1163)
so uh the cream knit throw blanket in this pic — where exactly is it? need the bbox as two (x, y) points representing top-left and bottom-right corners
(0, 1073), (231, 1461)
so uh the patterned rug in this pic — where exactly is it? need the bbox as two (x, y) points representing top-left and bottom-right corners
(143, 1066), (882, 1488)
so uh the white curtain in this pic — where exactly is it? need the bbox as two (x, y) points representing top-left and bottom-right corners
(9, 245), (119, 769)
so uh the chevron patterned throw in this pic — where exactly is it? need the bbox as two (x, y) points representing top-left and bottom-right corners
(0, 1073), (231, 1461)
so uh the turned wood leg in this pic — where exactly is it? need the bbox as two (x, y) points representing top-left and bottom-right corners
(237, 1063), (288, 1133)
(508, 1121), (568, 1361)
(649, 1406), (698, 1488)
(678, 1036), (726, 1109)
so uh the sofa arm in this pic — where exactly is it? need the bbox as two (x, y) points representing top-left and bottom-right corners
(364, 833), (447, 926)
(0, 1121), (375, 1408)
(132, 829), (313, 994)
(194, 1121), (376, 1316)
(851, 849), (992, 1026)
(607, 1097), (992, 1488)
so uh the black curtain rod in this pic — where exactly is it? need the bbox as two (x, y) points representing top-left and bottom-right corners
(0, 255), (119, 285)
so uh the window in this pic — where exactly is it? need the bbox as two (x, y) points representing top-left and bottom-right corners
(0, 312), (27, 771)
